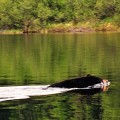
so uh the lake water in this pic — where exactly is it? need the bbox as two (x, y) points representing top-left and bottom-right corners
(0, 33), (120, 120)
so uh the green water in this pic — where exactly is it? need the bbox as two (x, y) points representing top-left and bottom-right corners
(0, 33), (120, 120)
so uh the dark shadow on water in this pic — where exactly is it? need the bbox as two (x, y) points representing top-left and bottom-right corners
(67, 87), (109, 95)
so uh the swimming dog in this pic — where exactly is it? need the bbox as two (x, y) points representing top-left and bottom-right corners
(49, 74), (110, 89)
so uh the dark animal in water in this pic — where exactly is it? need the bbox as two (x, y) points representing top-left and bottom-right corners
(49, 74), (109, 88)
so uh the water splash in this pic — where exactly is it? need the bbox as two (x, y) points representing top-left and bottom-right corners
(0, 85), (79, 102)
(0, 82), (110, 102)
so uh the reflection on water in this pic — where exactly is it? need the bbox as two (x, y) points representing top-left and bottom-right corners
(0, 88), (111, 120)
(0, 33), (120, 119)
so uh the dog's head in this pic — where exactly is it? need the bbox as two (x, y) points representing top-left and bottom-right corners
(86, 74), (110, 87)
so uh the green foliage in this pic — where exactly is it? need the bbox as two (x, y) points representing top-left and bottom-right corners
(113, 14), (120, 26)
(0, 0), (120, 30)
(37, 2), (51, 27)
(94, 0), (116, 19)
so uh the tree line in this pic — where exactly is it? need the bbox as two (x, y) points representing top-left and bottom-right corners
(0, 0), (120, 32)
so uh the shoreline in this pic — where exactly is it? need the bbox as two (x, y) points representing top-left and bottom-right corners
(0, 22), (120, 34)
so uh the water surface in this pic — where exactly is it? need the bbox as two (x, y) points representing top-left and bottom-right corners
(0, 33), (120, 120)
